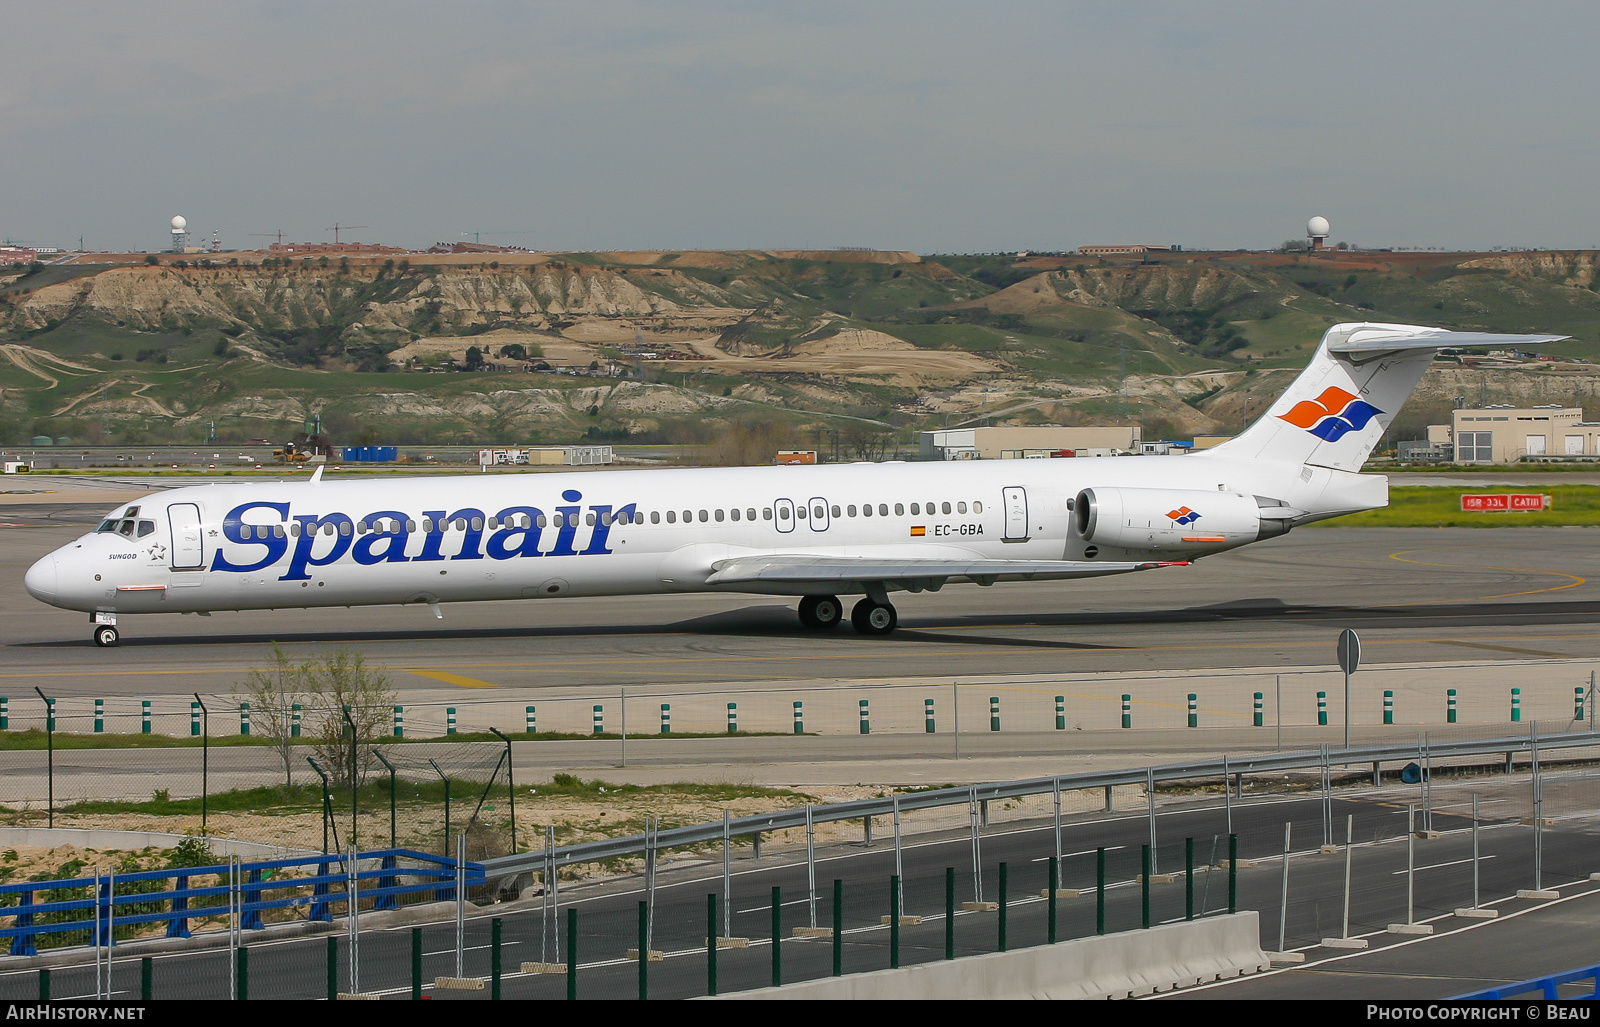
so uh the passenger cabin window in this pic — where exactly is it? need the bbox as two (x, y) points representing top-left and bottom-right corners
(667, 510), (677, 524)
(910, 503), (920, 515)
(749, 508), (758, 520)
(651, 511), (660, 524)
(941, 502), (951, 514)
(730, 508), (740, 521)
(584, 513), (595, 526)
(957, 502), (967, 514)
(796, 506), (806, 519)
(830, 504), (840, 518)
(766, 507), (776, 521)
(683, 510), (692, 522)
(847, 505), (857, 517)
(974, 501), (983, 513)
(698, 510), (708, 522)
(861, 504), (870, 517)
(714, 509), (724, 522)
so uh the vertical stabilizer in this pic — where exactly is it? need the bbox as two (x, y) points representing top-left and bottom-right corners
(1206, 322), (1567, 473)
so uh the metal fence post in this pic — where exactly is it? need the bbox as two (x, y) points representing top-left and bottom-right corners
(235, 945), (248, 1002)
(1228, 834), (1237, 914)
(35, 688), (52, 829)
(707, 894), (718, 996)
(833, 879), (844, 975)
(140, 956), (152, 1001)
(193, 693), (208, 831)
(1185, 837), (1194, 921)
(890, 875), (901, 968)
(1048, 855), (1059, 943)
(1141, 845), (1151, 929)
(998, 862), (1008, 951)
(491, 917), (502, 1001)
(945, 867), (956, 959)
(1096, 847), (1106, 934)
(411, 927), (422, 1000)
(637, 900), (648, 1000)
(566, 908), (578, 1001)
(326, 936), (338, 1002)
(1278, 822), (1291, 953)
(38, 968), (48, 1001)
(770, 885), (782, 987)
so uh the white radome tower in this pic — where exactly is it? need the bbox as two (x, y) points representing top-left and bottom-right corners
(1307, 215), (1330, 250)
(170, 215), (189, 252)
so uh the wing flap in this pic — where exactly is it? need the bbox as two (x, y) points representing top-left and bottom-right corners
(705, 554), (1187, 587)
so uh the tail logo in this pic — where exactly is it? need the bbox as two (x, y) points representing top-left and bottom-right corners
(1167, 506), (1201, 526)
(1278, 386), (1383, 443)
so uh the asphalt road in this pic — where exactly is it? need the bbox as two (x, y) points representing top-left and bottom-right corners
(3, 772), (1594, 1000)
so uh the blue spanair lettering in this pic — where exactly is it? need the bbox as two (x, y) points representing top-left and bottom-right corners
(547, 490), (583, 557)
(580, 502), (636, 555)
(213, 502), (289, 572)
(352, 510), (412, 565)
(444, 509), (487, 561)
(281, 513), (355, 581)
(414, 510), (447, 562)
(487, 506), (545, 560)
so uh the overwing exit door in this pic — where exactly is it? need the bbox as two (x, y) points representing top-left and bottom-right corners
(1002, 486), (1028, 542)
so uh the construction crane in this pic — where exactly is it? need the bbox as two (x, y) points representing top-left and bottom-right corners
(325, 223), (369, 245)
(250, 230), (290, 246)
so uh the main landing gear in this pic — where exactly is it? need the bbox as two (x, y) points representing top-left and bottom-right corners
(794, 594), (898, 635)
(797, 594), (844, 630)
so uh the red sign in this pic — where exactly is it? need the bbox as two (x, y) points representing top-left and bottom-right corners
(1460, 493), (1550, 512)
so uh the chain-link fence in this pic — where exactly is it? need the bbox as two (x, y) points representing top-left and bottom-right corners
(4, 720), (1599, 999)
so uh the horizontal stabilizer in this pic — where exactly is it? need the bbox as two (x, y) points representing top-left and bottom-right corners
(1327, 324), (1568, 354)
(706, 554), (1186, 588)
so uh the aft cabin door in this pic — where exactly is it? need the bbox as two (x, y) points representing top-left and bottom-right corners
(168, 503), (205, 570)
(1002, 486), (1028, 542)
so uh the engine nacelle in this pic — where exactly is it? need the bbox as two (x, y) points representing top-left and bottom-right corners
(1073, 487), (1290, 552)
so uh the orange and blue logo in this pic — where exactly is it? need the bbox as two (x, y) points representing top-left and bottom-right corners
(1278, 387), (1383, 443)
(1167, 506), (1201, 526)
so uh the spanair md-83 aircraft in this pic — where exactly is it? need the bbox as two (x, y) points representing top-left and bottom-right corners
(25, 322), (1564, 647)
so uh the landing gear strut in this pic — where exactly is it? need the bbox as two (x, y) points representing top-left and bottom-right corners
(851, 598), (897, 636)
(93, 625), (119, 647)
(797, 594), (843, 630)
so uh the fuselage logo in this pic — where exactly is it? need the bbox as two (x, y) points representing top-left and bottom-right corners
(1166, 506), (1200, 526)
(1278, 386), (1383, 443)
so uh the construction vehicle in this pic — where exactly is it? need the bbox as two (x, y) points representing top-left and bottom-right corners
(273, 414), (334, 464)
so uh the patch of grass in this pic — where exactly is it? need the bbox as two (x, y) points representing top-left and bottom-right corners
(1310, 485), (1600, 527)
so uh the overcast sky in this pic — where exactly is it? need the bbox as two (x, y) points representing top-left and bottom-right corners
(4, 1), (1598, 254)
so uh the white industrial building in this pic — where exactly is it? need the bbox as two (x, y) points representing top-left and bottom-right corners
(1424, 405), (1600, 463)
(919, 426), (1142, 461)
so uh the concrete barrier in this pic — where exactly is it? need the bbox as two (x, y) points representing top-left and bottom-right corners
(707, 911), (1268, 1000)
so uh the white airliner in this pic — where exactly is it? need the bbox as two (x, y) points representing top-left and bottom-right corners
(24, 322), (1564, 647)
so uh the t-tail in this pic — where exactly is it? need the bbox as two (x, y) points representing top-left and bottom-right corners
(1208, 322), (1568, 474)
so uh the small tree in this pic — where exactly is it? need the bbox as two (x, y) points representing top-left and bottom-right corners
(304, 649), (396, 788)
(464, 345), (484, 370)
(241, 645), (308, 787)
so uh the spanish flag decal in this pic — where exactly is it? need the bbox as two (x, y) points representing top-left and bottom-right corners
(910, 525), (926, 537)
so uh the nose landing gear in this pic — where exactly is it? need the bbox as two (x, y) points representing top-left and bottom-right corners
(851, 598), (897, 636)
(91, 614), (119, 647)
(797, 594), (843, 630)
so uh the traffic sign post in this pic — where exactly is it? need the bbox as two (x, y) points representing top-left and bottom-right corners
(1337, 629), (1361, 749)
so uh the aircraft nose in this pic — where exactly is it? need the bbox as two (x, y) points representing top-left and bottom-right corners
(24, 554), (58, 602)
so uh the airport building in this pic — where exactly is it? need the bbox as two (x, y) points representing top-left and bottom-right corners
(919, 425), (1142, 460)
(1425, 404), (1600, 462)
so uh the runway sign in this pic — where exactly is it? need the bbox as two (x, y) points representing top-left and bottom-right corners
(1460, 493), (1550, 512)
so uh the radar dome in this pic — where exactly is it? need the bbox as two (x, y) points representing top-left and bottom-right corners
(170, 216), (187, 232)
(1307, 216), (1330, 238)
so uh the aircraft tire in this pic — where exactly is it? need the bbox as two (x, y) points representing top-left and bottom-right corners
(851, 599), (897, 636)
(93, 625), (119, 648)
(798, 594), (843, 630)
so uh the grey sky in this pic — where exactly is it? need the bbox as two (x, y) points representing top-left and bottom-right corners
(4, 1), (1597, 254)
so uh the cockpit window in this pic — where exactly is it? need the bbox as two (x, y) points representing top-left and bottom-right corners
(116, 520), (136, 537)
(137, 520), (156, 538)
(96, 520), (117, 533)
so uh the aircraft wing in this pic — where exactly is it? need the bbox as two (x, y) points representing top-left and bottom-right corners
(704, 554), (1187, 588)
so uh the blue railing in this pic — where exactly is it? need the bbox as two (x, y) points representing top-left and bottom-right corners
(1455, 964), (1600, 1000)
(0, 849), (485, 956)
